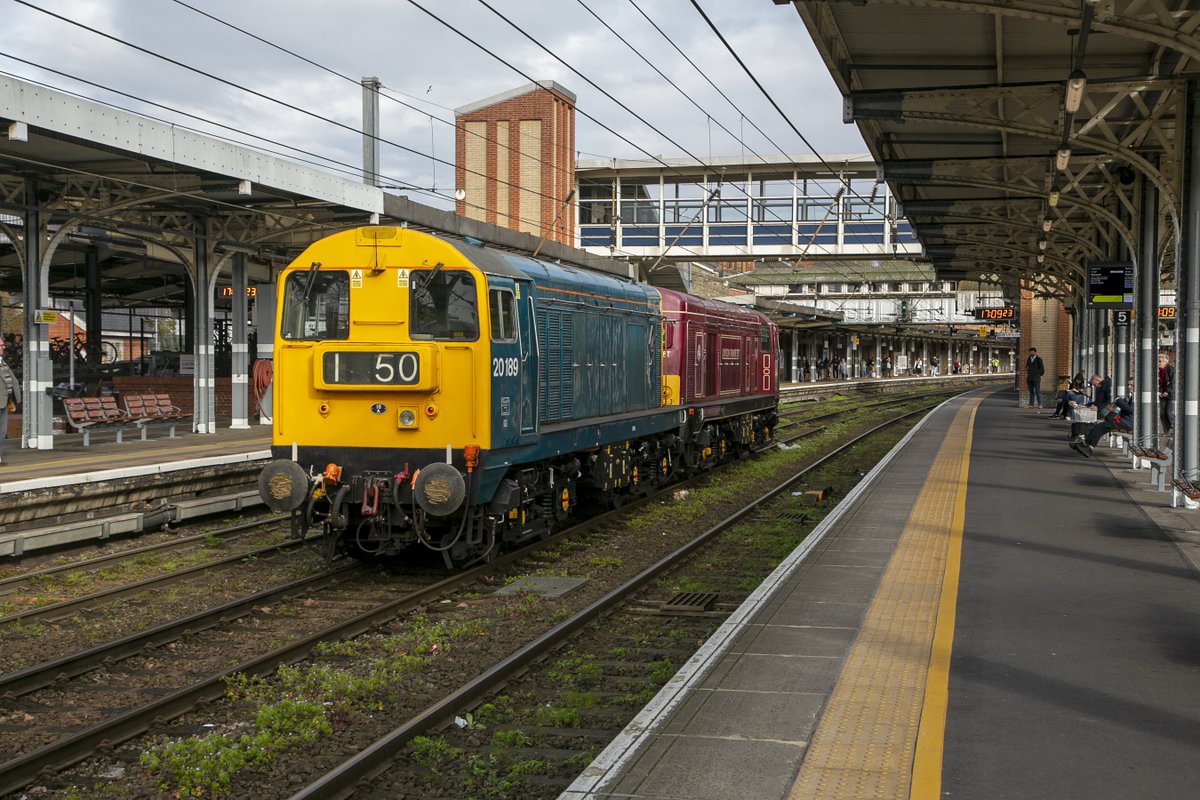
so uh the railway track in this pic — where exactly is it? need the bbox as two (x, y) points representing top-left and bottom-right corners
(0, 518), (290, 627)
(3, 390), (957, 799)
(287, 401), (939, 799)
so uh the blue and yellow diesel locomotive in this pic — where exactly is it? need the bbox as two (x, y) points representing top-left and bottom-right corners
(258, 226), (778, 566)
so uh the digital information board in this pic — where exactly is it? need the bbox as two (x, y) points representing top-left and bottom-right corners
(1087, 262), (1134, 308)
(974, 307), (1015, 320)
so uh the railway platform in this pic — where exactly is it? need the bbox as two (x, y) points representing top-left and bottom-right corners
(0, 425), (271, 557)
(562, 386), (1200, 800)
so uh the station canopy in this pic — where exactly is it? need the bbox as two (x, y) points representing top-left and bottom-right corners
(0, 74), (385, 307)
(778, 0), (1196, 304)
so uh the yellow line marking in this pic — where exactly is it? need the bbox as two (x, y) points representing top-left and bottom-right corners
(910, 404), (973, 799)
(13, 439), (269, 473)
(787, 398), (978, 800)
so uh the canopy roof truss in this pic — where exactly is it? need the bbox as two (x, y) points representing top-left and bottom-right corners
(781, 0), (1198, 302)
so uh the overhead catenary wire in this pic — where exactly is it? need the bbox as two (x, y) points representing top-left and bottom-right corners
(9, 0), (718, 265)
(9, 0), (577, 218)
(168, 0), (853, 275)
(411, 0), (901, 290)
(166, 0), (576, 194)
(471, 0), (911, 298)
(577, 0), (905, 288)
(165, 0), (899, 286)
(624, 0), (909, 288)
(0, 13), (676, 262)
(8, 1), (915, 293)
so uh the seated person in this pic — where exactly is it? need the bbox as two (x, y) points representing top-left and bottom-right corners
(1049, 373), (1087, 419)
(1085, 374), (1112, 410)
(1069, 380), (1134, 457)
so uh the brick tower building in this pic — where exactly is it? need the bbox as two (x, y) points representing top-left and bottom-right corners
(454, 81), (576, 246)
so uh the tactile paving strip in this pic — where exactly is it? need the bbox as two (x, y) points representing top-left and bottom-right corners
(787, 399), (979, 800)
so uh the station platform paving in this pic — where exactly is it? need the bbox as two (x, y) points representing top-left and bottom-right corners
(0, 423), (272, 557)
(563, 386), (1200, 800)
(0, 423), (270, 492)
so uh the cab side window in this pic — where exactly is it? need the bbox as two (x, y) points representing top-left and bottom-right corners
(489, 289), (517, 342)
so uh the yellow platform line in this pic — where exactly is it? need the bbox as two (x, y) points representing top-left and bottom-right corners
(787, 398), (978, 800)
(16, 438), (269, 473)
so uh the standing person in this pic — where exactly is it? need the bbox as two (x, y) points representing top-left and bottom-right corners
(930, 355), (940, 376)
(1158, 351), (1175, 434)
(0, 338), (20, 466)
(1025, 347), (1045, 408)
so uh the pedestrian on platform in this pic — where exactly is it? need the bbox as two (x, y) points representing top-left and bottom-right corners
(1158, 351), (1175, 434)
(0, 338), (21, 466)
(1025, 347), (1045, 407)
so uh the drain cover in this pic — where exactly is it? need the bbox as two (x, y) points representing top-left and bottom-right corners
(495, 576), (587, 598)
(660, 591), (719, 613)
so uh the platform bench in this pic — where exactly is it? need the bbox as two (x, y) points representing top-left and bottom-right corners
(124, 393), (191, 439)
(1173, 477), (1200, 501)
(62, 396), (130, 446)
(1143, 451), (1173, 492)
(1104, 430), (1132, 450)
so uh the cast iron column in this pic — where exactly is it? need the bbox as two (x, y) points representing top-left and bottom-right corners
(231, 253), (249, 429)
(21, 178), (53, 449)
(1180, 81), (1200, 475)
(1136, 175), (1160, 445)
(192, 217), (215, 433)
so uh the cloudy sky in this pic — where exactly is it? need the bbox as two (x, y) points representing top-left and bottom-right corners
(1, 0), (865, 209)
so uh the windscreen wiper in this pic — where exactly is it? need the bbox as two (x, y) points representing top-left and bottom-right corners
(300, 261), (322, 306)
(412, 261), (444, 297)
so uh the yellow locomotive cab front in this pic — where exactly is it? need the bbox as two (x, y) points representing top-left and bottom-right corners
(264, 227), (493, 560)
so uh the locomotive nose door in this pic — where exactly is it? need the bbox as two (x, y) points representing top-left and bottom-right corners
(487, 276), (538, 448)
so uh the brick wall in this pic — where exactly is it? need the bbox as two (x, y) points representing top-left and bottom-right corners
(112, 376), (233, 421)
(1018, 289), (1073, 405)
(455, 84), (576, 246)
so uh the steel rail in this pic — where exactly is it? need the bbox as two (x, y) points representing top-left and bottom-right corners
(0, 561), (362, 699)
(0, 533), (313, 627)
(0, 514), (285, 590)
(0, 498), (650, 797)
